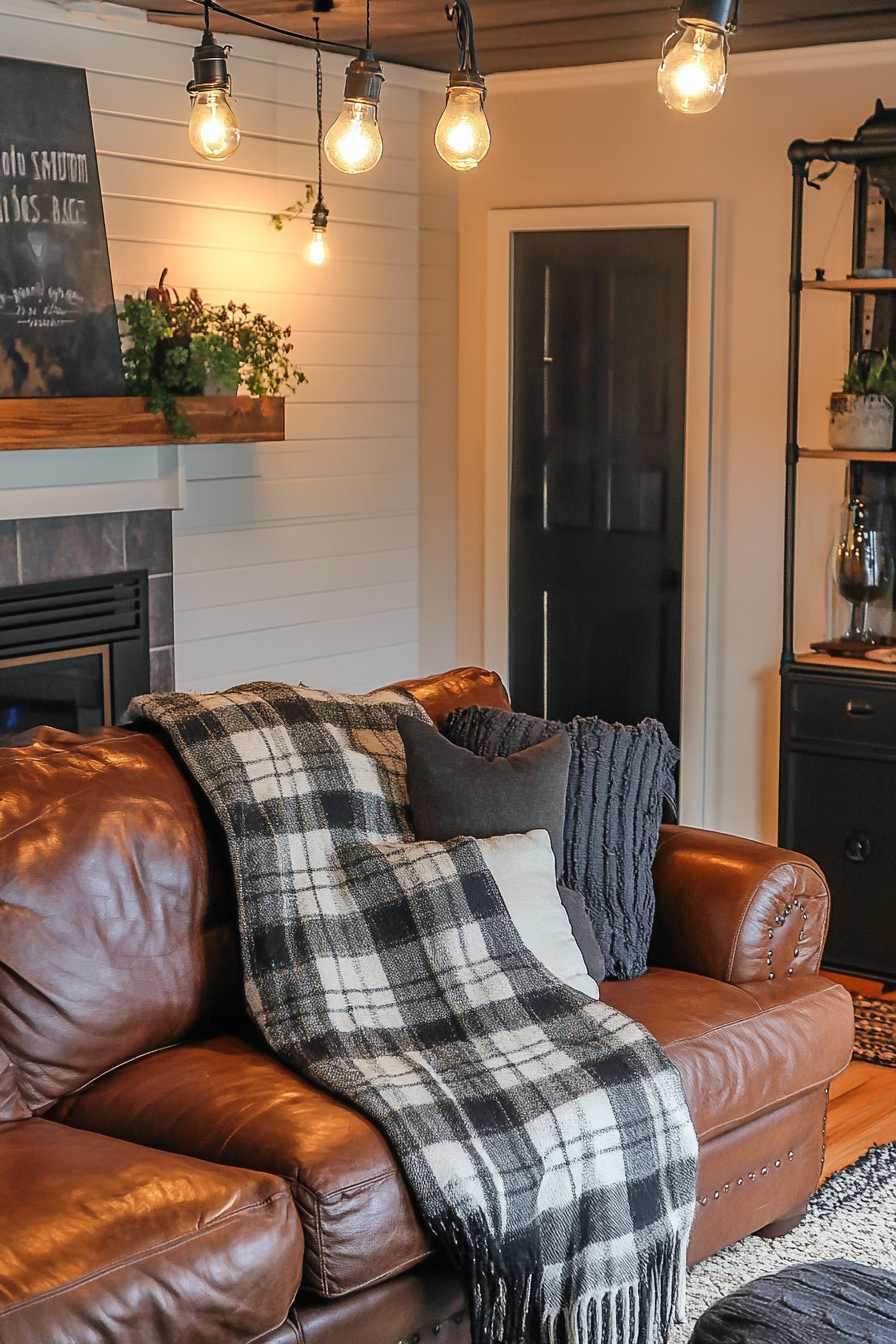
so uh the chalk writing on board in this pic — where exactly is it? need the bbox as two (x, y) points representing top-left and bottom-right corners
(0, 58), (125, 397)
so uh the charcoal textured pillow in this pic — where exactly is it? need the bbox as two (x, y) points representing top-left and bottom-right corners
(397, 713), (570, 877)
(558, 886), (605, 985)
(442, 705), (679, 980)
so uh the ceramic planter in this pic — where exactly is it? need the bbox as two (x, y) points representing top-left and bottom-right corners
(828, 392), (894, 450)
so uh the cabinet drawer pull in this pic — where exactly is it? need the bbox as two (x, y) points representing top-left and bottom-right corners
(846, 700), (874, 716)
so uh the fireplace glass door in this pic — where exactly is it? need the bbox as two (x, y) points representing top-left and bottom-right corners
(0, 644), (111, 736)
(0, 570), (149, 734)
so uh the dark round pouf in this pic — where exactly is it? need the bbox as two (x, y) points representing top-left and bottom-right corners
(687, 1259), (896, 1343)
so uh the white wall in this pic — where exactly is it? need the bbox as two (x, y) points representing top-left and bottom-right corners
(0, 0), (453, 694)
(455, 39), (896, 844)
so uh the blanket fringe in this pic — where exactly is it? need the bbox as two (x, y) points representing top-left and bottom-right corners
(430, 1212), (540, 1344)
(544, 1232), (689, 1344)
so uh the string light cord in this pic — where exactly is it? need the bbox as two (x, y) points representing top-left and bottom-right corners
(316, 18), (323, 202)
(309, 13), (330, 249)
(446, 0), (480, 77)
(161, 0), (363, 57)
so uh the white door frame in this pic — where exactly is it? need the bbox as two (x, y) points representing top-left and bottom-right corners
(484, 201), (716, 827)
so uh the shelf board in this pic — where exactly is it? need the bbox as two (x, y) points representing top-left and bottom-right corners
(0, 395), (284, 450)
(803, 278), (896, 292)
(795, 651), (896, 677)
(799, 448), (896, 461)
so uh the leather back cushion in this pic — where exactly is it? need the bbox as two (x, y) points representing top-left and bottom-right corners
(0, 726), (241, 1115)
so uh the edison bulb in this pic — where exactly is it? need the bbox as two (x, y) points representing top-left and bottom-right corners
(435, 87), (490, 171)
(324, 102), (382, 174)
(309, 226), (327, 266)
(658, 23), (727, 114)
(189, 89), (240, 160)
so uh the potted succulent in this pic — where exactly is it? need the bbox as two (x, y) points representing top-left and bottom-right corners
(118, 271), (305, 439)
(829, 349), (896, 450)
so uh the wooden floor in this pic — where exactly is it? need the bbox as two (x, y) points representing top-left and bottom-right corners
(821, 973), (896, 1181)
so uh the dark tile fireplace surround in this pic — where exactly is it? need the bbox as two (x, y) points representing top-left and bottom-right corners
(0, 511), (174, 734)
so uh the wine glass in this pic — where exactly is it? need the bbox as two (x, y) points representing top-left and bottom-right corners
(837, 496), (894, 643)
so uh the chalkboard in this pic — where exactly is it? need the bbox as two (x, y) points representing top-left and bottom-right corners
(0, 57), (125, 397)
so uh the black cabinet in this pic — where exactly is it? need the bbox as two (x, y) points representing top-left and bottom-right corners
(780, 667), (896, 980)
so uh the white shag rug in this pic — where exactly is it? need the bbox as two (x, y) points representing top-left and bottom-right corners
(670, 1142), (896, 1342)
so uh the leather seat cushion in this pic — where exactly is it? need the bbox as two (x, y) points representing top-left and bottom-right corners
(600, 968), (854, 1141)
(52, 1035), (432, 1300)
(53, 971), (853, 1299)
(0, 1117), (303, 1344)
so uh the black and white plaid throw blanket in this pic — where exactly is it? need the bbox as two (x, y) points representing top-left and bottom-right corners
(129, 682), (698, 1344)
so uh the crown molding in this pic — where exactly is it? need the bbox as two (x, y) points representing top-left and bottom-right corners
(487, 37), (896, 94)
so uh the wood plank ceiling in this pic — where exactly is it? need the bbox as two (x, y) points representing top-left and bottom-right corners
(137, 0), (896, 72)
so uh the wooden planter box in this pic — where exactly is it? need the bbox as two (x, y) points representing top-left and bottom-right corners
(0, 395), (285, 450)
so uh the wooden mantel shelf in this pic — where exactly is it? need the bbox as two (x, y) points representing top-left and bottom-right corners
(0, 395), (285, 450)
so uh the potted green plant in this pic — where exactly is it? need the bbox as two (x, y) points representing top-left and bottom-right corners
(829, 349), (896, 450)
(118, 273), (306, 439)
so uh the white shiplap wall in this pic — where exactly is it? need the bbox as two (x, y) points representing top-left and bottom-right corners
(0, 0), (449, 693)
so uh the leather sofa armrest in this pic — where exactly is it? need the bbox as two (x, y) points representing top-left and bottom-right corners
(650, 825), (831, 985)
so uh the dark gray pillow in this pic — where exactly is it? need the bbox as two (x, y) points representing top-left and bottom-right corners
(397, 714), (570, 877)
(442, 705), (679, 981)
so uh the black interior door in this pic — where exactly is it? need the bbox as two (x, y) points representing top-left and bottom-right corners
(509, 228), (688, 738)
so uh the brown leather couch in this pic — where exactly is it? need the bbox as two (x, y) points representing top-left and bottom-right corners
(0, 667), (855, 1343)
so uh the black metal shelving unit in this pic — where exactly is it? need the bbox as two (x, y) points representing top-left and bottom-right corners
(779, 105), (896, 984)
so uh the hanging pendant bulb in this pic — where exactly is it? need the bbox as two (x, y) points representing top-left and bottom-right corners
(187, 28), (240, 160)
(436, 2), (489, 171)
(436, 73), (489, 171)
(325, 98), (381, 173)
(658, 1), (738, 115)
(324, 51), (384, 174)
(189, 88), (240, 160)
(309, 224), (328, 265)
(658, 23), (727, 114)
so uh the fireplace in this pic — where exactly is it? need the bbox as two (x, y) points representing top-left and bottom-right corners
(0, 571), (150, 735)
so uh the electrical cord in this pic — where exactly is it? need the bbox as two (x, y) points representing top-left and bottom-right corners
(315, 16), (323, 204)
(160, 0), (363, 56)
